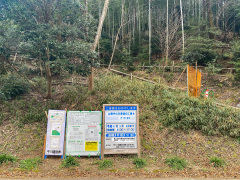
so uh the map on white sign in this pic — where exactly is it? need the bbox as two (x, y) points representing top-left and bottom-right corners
(66, 111), (102, 157)
(45, 110), (66, 158)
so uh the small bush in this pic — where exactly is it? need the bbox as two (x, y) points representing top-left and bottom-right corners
(96, 159), (113, 169)
(31, 77), (47, 92)
(61, 156), (79, 168)
(0, 154), (17, 166)
(133, 158), (147, 169)
(165, 157), (187, 170)
(209, 156), (225, 167)
(0, 74), (29, 100)
(231, 40), (240, 79)
(182, 37), (219, 65)
(19, 157), (42, 170)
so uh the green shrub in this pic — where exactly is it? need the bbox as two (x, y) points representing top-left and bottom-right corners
(0, 61), (7, 75)
(209, 156), (225, 167)
(96, 159), (113, 169)
(19, 157), (42, 170)
(205, 60), (222, 75)
(231, 40), (240, 79)
(165, 157), (187, 170)
(0, 154), (17, 166)
(182, 37), (218, 66)
(133, 158), (147, 169)
(61, 156), (79, 168)
(18, 64), (41, 76)
(31, 77), (47, 92)
(18, 100), (46, 125)
(0, 74), (29, 100)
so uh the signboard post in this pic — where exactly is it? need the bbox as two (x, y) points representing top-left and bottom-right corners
(65, 111), (102, 157)
(102, 104), (140, 159)
(44, 110), (66, 159)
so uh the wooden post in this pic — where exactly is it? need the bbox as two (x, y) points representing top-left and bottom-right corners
(172, 61), (174, 72)
(42, 134), (47, 159)
(187, 65), (189, 96)
(173, 65), (187, 87)
(131, 73), (133, 81)
(88, 67), (94, 91)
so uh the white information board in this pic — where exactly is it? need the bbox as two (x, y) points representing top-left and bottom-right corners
(66, 111), (102, 157)
(102, 104), (140, 158)
(45, 110), (66, 158)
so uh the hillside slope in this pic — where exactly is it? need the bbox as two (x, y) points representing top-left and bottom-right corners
(0, 72), (240, 178)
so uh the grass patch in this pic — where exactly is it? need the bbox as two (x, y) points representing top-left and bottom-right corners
(209, 156), (226, 167)
(133, 158), (147, 168)
(19, 157), (42, 170)
(0, 154), (17, 166)
(96, 159), (113, 169)
(165, 157), (187, 170)
(61, 156), (79, 168)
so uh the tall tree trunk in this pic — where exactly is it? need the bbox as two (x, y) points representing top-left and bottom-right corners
(90, 0), (109, 91)
(85, 0), (88, 15)
(45, 47), (52, 99)
(137, 0), (141, 45)
(206, 0), (215, 39)
(85, 0), (88, 38)
(149, 0), (151, 65)
(45, 64), (52, 99)
(92, 0), (110, 51)
(166, 0), (169, 63)
(107, 0), (125, 73)
(180, 0), (185, 54)
(121, 0), (125, 45)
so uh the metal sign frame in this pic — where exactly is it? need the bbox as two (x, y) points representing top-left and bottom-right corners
(101, 104), (140, 159)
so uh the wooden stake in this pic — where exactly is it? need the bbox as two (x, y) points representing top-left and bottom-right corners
(173, 65), (187, 88)
(187, 65), (189, 96)
(43, 134), (46, 159)
(45, 111), (48, 119)
(88, 67), (94, 91)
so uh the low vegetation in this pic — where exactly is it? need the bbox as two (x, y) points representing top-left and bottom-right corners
(0, 154), (17, 166)
(0, 74), (29, 100)
(19, 157), (42, 170)
(165, 157), (187, 170)
(209, 156), (226, 167)
(61, 156), (79, 168)
(133, 158), (147, 169)
(96, 159), (113, 169)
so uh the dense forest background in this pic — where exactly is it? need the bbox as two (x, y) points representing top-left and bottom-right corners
(0, 0), (240, 99)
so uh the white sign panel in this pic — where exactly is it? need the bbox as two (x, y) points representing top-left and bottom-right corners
(104, 106), (138, 149)
(45, 110), (66, 157)
(66, 111), (102, 156)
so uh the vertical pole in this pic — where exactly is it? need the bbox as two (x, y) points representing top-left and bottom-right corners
(187, 65), (189, 96)
(101, 106), (105, 160)
(166, 0), (169, 64)
(43, 134), (47, 159)
(88, 67), (94, 91)
(180, 0), (185, 54)
(148, 0), (151, 65)
(195, 61), (198, 97)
